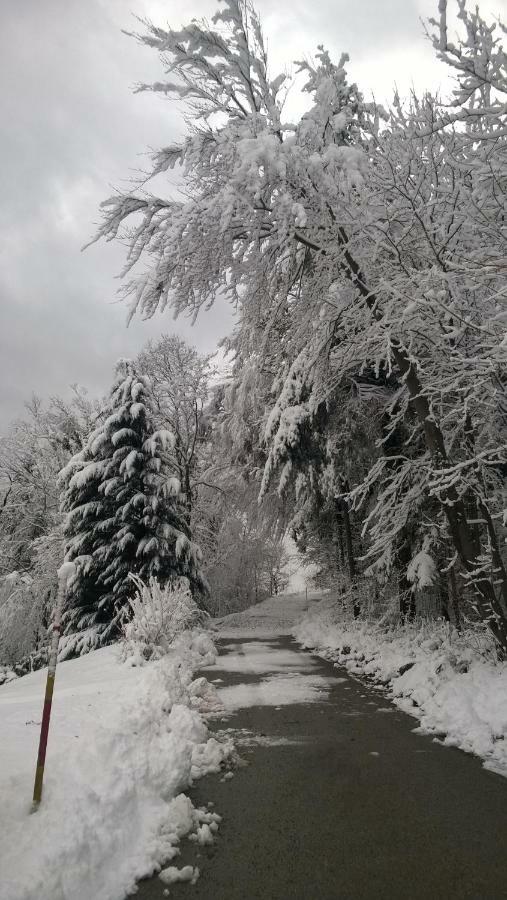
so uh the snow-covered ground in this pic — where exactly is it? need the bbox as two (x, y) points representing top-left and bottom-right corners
(12, 588), (497, 900)
(295, 599), (507, 777)
(6, 589), (502, 899)
(201, 592), (339, 715)
(0, 631), (233, 900)
(0, 592), (322, 900)
(205, 638), (339, 714)
(212, 590), (320, 638)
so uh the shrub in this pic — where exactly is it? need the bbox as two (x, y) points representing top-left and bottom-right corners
(121, 575), (205, 662)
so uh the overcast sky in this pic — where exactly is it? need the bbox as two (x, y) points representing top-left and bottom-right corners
(0, 0), (499, 431)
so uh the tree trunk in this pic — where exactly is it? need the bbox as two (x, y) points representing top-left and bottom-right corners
(343, 502), (356, 584)
(183, 463), (192, 530)
(447, 567), (462, 630)
(438, 576), (451, 622)
(334, 511), (345, 576)
(398, 539), (415, 621)
(336, 491), (360, 618)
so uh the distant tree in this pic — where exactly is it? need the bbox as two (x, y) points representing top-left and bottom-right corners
(137, 335), (212, 526)
(60, 360), (205, 647)
(197, 473), (289, 615)
(0, 388), (98, 576)
(0, 572), (48, 670)
(0, 389), (100, 665)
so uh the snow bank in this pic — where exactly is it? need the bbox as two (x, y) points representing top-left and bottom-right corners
(294, 601), (507, 776)
(0, 630), (233, 900)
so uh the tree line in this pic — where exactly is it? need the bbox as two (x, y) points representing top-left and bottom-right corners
(2, 0), (507, 665)
(0, 336), (289, 669)
(90, 0), (507, 653)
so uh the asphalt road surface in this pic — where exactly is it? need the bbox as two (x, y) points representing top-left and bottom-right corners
(135, 634), (507, 900)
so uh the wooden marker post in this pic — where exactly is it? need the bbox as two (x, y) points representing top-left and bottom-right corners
(32, 561), (75, 811)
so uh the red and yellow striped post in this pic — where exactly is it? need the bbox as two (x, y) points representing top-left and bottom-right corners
(32, 561), (75, 811)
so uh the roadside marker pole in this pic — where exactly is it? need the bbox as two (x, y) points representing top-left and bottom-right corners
(32, 561), (75, 811)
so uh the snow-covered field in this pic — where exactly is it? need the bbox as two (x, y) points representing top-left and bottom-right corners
(7, 588), (502, 900)
(0, 631), (233, 900)
(295, 599), (507, 777)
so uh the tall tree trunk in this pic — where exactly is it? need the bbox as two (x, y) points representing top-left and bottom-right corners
(438, 575), (451, 622)
(398, 539), (415, 621)
(334, 510), (345, 577)
(183, 463), (192, 530)
(447, 567), (462, 630)
(336, 489), (359, 618)
(343, 503), (356, 585)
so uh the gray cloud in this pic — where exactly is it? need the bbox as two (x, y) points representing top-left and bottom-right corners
(0, 0), (234, 429)
(0, 0), (474, 430)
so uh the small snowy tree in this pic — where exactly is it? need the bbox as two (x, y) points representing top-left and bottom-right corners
(121, 574), (204, 661)
(60, 360), (205, 647)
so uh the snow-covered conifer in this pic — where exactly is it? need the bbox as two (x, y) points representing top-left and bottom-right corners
(60, 360), (204, 646)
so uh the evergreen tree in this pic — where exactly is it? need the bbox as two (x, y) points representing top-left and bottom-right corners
(60, 360), (204, 646)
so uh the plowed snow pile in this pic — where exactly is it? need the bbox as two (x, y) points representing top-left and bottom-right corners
(0, 631), (233, 900)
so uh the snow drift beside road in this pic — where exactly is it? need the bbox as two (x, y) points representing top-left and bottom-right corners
(295, 601), (507, 777)
(0, 631), (233, 900)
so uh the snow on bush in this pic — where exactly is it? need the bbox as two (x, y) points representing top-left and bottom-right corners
(0, 573), (48, 669)
(294, 599), (507, 776)
(58, 625), (102, 661)
(0, 633), (231, 900)
(0, 663), (17, 685)
(121, 575), (206, 663)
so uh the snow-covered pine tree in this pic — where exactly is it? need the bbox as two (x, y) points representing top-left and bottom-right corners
(60, 360), (204, 648)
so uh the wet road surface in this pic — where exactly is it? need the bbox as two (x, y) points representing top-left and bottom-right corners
(135, 634), (507, 900)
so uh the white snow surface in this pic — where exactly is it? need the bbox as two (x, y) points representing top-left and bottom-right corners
(0, 631), (233, 900)
(295, 600), (507, 777)
(208, 594), (337, 713)
(217, 672), (334, 712)
(159, 864), (199, 885)
(204, 641), (319, 674)
(212, 591), (320, 638)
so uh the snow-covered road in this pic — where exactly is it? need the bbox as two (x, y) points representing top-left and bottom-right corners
(136, 595), (507, 900)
